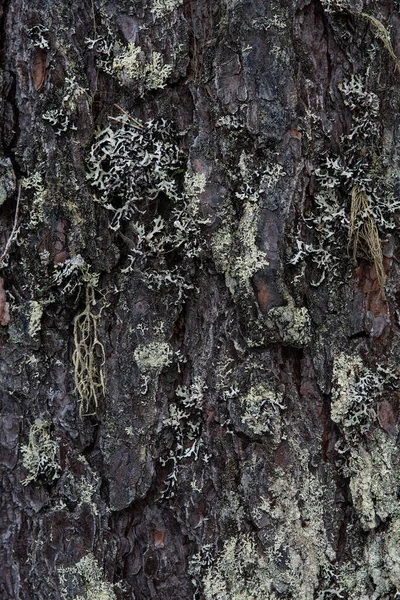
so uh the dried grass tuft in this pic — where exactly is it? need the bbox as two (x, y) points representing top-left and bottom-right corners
(349, 186), (385, 286)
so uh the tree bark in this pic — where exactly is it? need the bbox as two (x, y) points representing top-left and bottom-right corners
(1, 0), (400, 598)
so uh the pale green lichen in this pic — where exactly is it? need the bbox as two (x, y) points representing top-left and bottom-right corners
(21, 420), (61, 486)
(239, 383), (284, 438)
(331, 352), (396, 437)
(151, 0), (183, 18)
(203, 534), (273, 600)
(231, 195), (268, 287)
(212, 158), (284, 294)
(267, 304), (311, 346)
(58, 553), (117, 600)
(203, 440), (336, 600)
(211, 194), (268, 294)
(245, 293), (312, 348)
(134, 339), (173, 372)
(335, 495), (400, 598)
(28, 300), (44, 338)
(112, 44), (172, 90)
(345, 429), (400, 531)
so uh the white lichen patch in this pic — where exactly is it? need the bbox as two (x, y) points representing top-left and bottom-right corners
(239, 383), (284, 437)
(134, 340), (173, 372)
(203, 534), (273, 600)
(113, 44), (172, 90)
(331, 352), (396, 436)
(151, 0), (183, 18)
(21, 420), (61, 486)
(203, 435), (337, 600)
(346, 429), (400, 531)
(58, 553), (117, 600)
(28, 300), (44, 338)
(212, 193), (268, 294)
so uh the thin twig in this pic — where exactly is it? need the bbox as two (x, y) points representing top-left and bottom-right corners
(113, 104), (145, 128)
(91, 0), (97, 38)
(0, 183), (21, 266)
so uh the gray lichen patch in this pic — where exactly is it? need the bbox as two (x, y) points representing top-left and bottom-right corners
(58, 553), (117, 600)
(267, 304), (311, 346)
(211, 197), (268, 294)
(203, 441), (337, 600)
(227, 383), (285, 442)
(0, 158), (16, 206)
(134, 339), (173, 372)
(246, 301), (312, 348)
(346, 429), (400, 531)
(331, 352), (397, 439)
(21, 420), (61, 486)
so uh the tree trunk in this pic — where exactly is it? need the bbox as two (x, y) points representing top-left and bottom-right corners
(2, 0), (400, 598)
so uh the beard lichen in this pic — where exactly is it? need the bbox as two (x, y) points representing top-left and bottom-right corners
(72, 270), (106, 417)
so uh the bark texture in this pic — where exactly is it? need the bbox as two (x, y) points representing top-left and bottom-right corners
(2, 0), (400, 598)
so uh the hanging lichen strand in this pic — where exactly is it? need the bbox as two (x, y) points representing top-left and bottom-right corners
(72, 273), (105, 417)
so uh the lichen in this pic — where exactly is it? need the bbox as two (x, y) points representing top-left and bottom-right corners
(238, 383), (284, 438)
(203, 534), (273, 600)
(134, 339), (173, 372)
(203, 446), (336, 599)
(151, 0), (183, 19)
(331, 352), (396, 439)
(58, 553), (117, 600)
(72, 269), (106, 417)
(21, 420), (61, 486)
(345, 429), (400, 531)
(28, 300), (44, 338)
(267, 304), (311, 346)
(112, 44), (172, 90)
(211, 193), (268, 294)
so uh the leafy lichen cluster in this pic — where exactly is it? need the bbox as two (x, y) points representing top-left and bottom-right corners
(58, 553), (117, 600)
(112, 44), (172, 90)
(87, 113), (208, 300)
(212, 157), (284, 294)
(21, 420), (61, 486)
(291, 73), (400, 286)
(151, 0), (183, 19)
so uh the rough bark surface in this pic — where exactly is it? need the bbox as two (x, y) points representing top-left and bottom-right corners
(2, 0), (400, 598)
